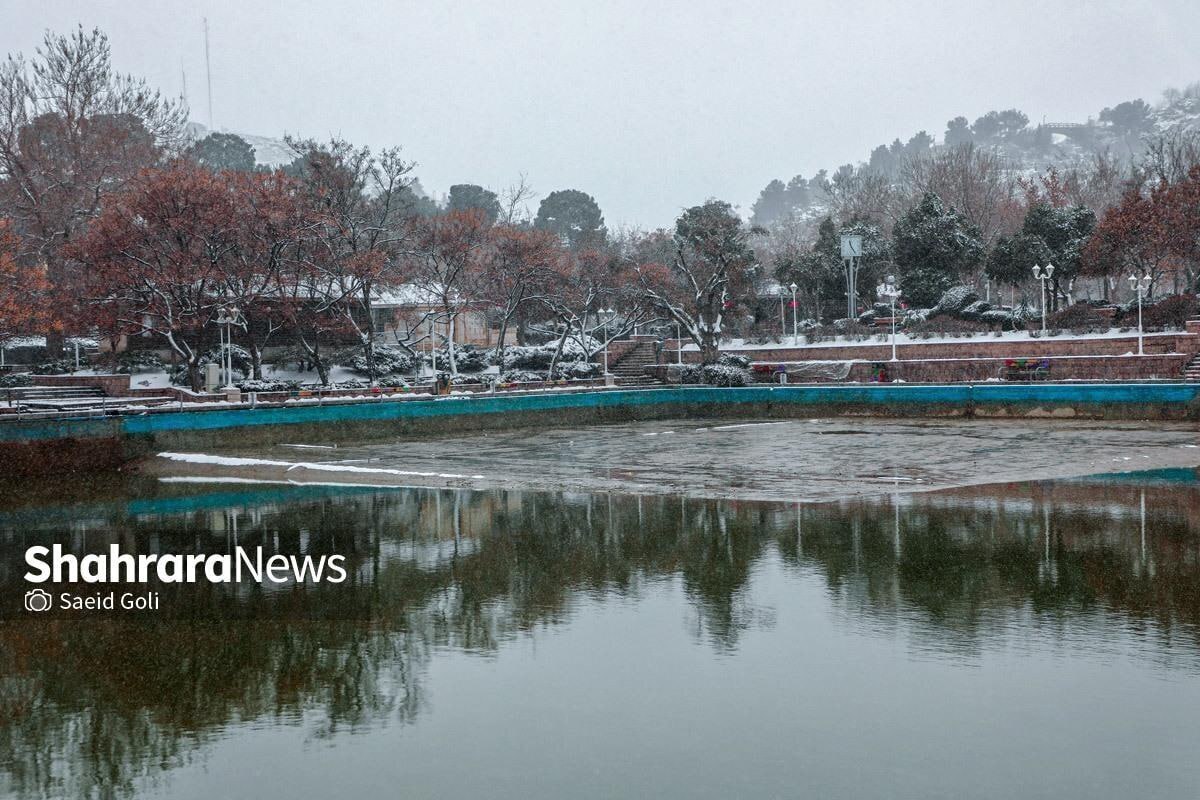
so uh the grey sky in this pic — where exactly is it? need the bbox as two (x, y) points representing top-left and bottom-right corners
(4, 0), (1199, 228)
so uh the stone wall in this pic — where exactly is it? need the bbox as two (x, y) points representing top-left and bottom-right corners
(667, 331), (1198, 364)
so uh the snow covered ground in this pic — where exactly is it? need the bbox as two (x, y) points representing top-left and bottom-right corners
(686, 329), (1180, 352)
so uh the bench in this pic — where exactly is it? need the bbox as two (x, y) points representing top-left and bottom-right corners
(1001, 359), (1052, 382)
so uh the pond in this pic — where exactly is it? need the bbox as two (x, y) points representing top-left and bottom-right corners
(1, 455), (1199, 798)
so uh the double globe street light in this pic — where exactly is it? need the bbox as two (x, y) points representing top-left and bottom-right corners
(877, 275), (901, 362)
(1128, 272), (1152, 355)
(1032, 263), (1055, 332)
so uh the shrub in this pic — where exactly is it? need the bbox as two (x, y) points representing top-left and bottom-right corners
(236, 379), (300, 392)
(1046, 303), (1109, 332)
(0, 372), (32, 388)
(933, 285), (979, 315)
(959, 300), (992, 320)
(346, 345), (422, 377)
(114, 350), (165, 374)
(502, 345), (557, 370)
(904, 317), (990, 336)
(501, 370), (547, 384)
(718, 353), (751, 369)
(1141, 294), (1198, 329)
(552, 360), (600, 379)
(170, 344), (252, 385)
(678, 363), (750, 386)
(435, 344), (489, 373)
(702, 364), (751, 386)
(31, 358), (82, 375)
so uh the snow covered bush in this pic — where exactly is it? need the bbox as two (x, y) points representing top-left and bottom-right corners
(235, 379), (300, 392)
(501, 345), (556, 370)
(170, 344), (252, 385)
(114, 350), (165, 374)
(552, 361), (600, 379)
(702, 364), (751, 386)
(959, 300), (992, 320)
(0, 372), (32, 388)
(501, 370), (547, 384)
(676, 363), (750, 386)
(436, 345), (489, 373)
(932, 285), (979, 316)
(31, 358), (84, 374)
(980, 309), (1022, 330)
(718, 353), (751, 369)
(346, 345), (421, 377)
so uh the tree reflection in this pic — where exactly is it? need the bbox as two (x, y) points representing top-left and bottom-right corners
(0, 474), (1197, 798)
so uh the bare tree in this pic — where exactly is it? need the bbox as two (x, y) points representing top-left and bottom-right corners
(286, 137), (418, 382)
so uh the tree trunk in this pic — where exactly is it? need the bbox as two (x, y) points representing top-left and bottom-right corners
(547, 322), (571, 377)
(249, 343), (263, 380)
(446, 312), (458, 376)
(494, 314), (510, 367)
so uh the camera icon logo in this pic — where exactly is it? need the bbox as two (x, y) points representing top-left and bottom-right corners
(24, 588), (53, 613)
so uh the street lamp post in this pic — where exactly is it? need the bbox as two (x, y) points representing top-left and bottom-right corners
(778, 286), (786, 341)
(1128, 272), (1152, 355)
(789, 282), (798, 344)
(1032, 263), (1055, 332)
(675, 321), (682, 365)
(600, 308), (616, 375)
(215, 306), (240, 388)
(877, 275), (901, 362)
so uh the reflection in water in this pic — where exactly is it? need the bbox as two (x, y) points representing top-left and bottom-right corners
(0, 472), (1198, 799)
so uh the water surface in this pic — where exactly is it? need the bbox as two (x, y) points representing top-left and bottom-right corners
(0, 470), (1198, 799)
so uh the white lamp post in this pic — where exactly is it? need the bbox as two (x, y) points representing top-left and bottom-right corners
(215, 306), (240, 388)
(600, 308), (616, 375)
(778, 286), (786, 341)
(877, 275), (901, 362)
(1128, 272), (1152, 355)
(1032, 263), (1055, 332)
(676, 321), (683, 365)
(789, 282), (798, 344)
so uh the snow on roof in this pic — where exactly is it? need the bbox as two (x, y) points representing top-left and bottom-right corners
(374, 283), (454, 307)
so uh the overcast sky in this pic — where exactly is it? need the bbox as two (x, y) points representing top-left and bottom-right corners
(4, 0), (1200, 228)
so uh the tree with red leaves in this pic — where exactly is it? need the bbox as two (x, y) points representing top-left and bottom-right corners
(637, 200), (758, 364)
(0, 27), (185, 349)
(0, 219), (52, 344)
(1082, 183), (1172, 299)
(540, 245), (658, 376)
(480, 225), (562, 364)
(72, 163), (240, 391)
(405, 209), (493, 376)
(221, 170), (319, 379)
(1157, 165), (1200, 293)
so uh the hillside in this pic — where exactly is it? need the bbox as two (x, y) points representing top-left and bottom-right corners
(750, 83), (1200, 228)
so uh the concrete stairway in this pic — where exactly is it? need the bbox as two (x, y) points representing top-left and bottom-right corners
(609, 341), (662, 386)
(1184, 354), (1200, 381)
(8, 385), (106, 401)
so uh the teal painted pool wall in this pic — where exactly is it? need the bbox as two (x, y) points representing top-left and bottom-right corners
(2, 384), (1198, 476)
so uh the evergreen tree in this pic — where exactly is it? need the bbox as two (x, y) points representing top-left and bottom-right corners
(446, 183), (501, 223)
(534, 189), (606, 249)
(750, 179), (790, 226)
(945, 116), (973, 146)
(187, 132), (256, 172)
(892, 192), (984, 307)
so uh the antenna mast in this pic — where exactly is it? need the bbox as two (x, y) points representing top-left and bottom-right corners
(203, 17), (214, 129)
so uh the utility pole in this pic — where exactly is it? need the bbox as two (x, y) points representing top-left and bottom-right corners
(203, 18), (214, 129)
